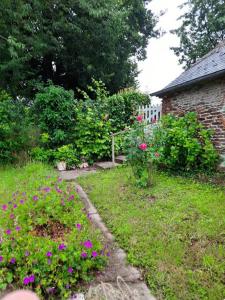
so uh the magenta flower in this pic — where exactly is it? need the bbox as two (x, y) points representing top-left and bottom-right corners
(6, 229), (11, 235)
(92, 251), (98, 258)
(10, 258), (16, 264)
(29, 274), (35, 283)
(46, 251), (52, 257)
(58, 243), (66, 250)
(0, 256), (3, 262)
(56, 188), (62, 194)
(84, 240), (93, 249)
(68, 195), (75, 201)
(23, 277), (30, 285)
(81, 252), (87, 258)
(68, 267), (73, 273)
(2, 204), (7, 211)
(33, 195), (38, 201)
(139, 143), (147, 151)
(13, 204), (17, 209)
(76, 223), (81, 230)
(10, 214), (15, 219)
(16, 226), (21, 231)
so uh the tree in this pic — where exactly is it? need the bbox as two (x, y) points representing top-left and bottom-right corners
(172, 0), (225, 68)
(0, 0), (158, 97)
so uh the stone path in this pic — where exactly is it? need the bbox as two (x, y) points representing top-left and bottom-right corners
(60, 168), (156, 300)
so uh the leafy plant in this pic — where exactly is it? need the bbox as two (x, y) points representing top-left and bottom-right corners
(74, 104), (112, 164)
(32, 84), (76, 148)
(125, 115), (160, 187)
(54, 145), (80, 168)
(30, 147), (54, 163)
(153, 112), (219, 172)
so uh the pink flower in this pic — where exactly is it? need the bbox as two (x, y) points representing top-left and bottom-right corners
(0, 256), (3, 262)
(6, 229), (11, 235)
(136, 115), (143, 122)
(15, 226), (21, 231)
(68, 195), (75, 201)
(29, 274), (35, 283)
(33, 195), (38, 201)
(58, 243), (66, 250)
(46, 251), (52, 257)
(68, 267), (73, 273)
(23, 277), (30, 285)
(139, 143), (147, 151)
(81, 252), (87, 258)
(154, 152), (160, 157)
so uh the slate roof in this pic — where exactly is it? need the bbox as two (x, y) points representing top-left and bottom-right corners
(152, 40), (225, 97)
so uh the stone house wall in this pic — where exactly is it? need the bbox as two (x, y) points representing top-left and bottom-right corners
(162, 78), (225, 154)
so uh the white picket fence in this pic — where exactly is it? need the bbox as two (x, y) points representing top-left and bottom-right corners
(138, 103), (162, 123)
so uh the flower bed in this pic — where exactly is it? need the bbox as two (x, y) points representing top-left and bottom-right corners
(0, 163), (106, 299)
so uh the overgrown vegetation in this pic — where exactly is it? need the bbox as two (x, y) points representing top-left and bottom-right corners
(78, 167), (225, 300)
(0, 163), (106, 299)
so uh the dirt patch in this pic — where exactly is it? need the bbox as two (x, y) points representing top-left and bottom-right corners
(31, 220), (70, 241)
(147, 195), (157, 203)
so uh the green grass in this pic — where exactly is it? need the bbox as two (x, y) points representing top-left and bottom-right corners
(78, 166), (225, 300)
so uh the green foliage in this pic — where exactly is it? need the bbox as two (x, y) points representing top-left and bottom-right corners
(0, 90), (32, 163)
(78, 166), (225, 300)
(153, 112), (219, 172)
(0, 0), (158, 97)
(172, 0), (225, 67)
(125, 116), (160, 187)
(32, 85), (76, 148)
(54, 145), (80, 168)
(30, 147), (54, 163)
(0, 163), (106, 299)
(74, 104), (112, 164)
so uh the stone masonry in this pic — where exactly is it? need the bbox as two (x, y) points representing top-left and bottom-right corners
(162, 78), (225, 154)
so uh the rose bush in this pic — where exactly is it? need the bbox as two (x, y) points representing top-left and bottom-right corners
(125, 116), (160, 187)
(0, 163), (107, 299)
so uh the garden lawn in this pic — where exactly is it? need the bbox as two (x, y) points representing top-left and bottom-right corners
(78, 166), (225, 300)
(0, 163), (106, 299)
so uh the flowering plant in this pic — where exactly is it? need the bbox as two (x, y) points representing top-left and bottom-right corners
(0, 164), (107, 299)
(124, 115), (160, 187)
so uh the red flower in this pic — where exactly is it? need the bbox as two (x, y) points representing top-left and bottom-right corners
(139, 143), (147, 151)
(155, 152), (160, 157)
(136, 115), (143, 122)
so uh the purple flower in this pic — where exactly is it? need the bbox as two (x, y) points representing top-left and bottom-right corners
(66, 284), (71, 289)
(29, 274), (35, 283)
(106, 252), (111, 257)
(46, 251), (52, 257)
(13, 204), (17, 209)
(58, 177), (62, 182)
(48, 259), (51, 265)
(83, 240), (93, 249)
(20, 199), (24, 204)
(76, 223), (81, 230)
(6, 229), (11, 235)
(10, 214), (15, 219)
(10, 258), (16, 264)
(8, 201), (12, 205)
(68, 267), (73, 273)
(25, 251), (30, 257)
(33, 195), (38, 201)
(81, 252), (87, 258)
(2, 204), (7, 211)
(23, 277), (30, 285)
(0, 256), (3, 262)
(16, 226), (21, 231)
(68, 195), (75, 201)
(56, 188), (62, 194)
(91, 251), (98, 258)
(58, 243), (66, 250)
(43, 187), (51, 193)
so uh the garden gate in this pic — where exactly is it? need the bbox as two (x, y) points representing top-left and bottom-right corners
(138, 103), (162, 123)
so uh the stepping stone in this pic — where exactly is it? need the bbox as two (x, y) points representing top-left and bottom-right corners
(115, 155), (127, 164)
(94, 161), (119, 170)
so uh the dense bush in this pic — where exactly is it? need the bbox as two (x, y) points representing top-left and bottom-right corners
(54, 145), (80, 168)
(32, 85), (76, 148)
(0, 90), (32, 163)
(0, 163), (106, 299)
(125, 115), (160, 187)
(153, 112), (219, 172)
(74, 104), (112, 164)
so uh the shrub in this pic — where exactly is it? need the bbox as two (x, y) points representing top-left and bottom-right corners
(74, 104), (112, 164)
(32, 85), (76, 148)
(153, 112), (219, 172)
(0, 165), (106, 299)
(125, 115), (160, 187)
(30, 147), (54, 163)
(54, 145), (80, 168)
(0, 90), (31, 163)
